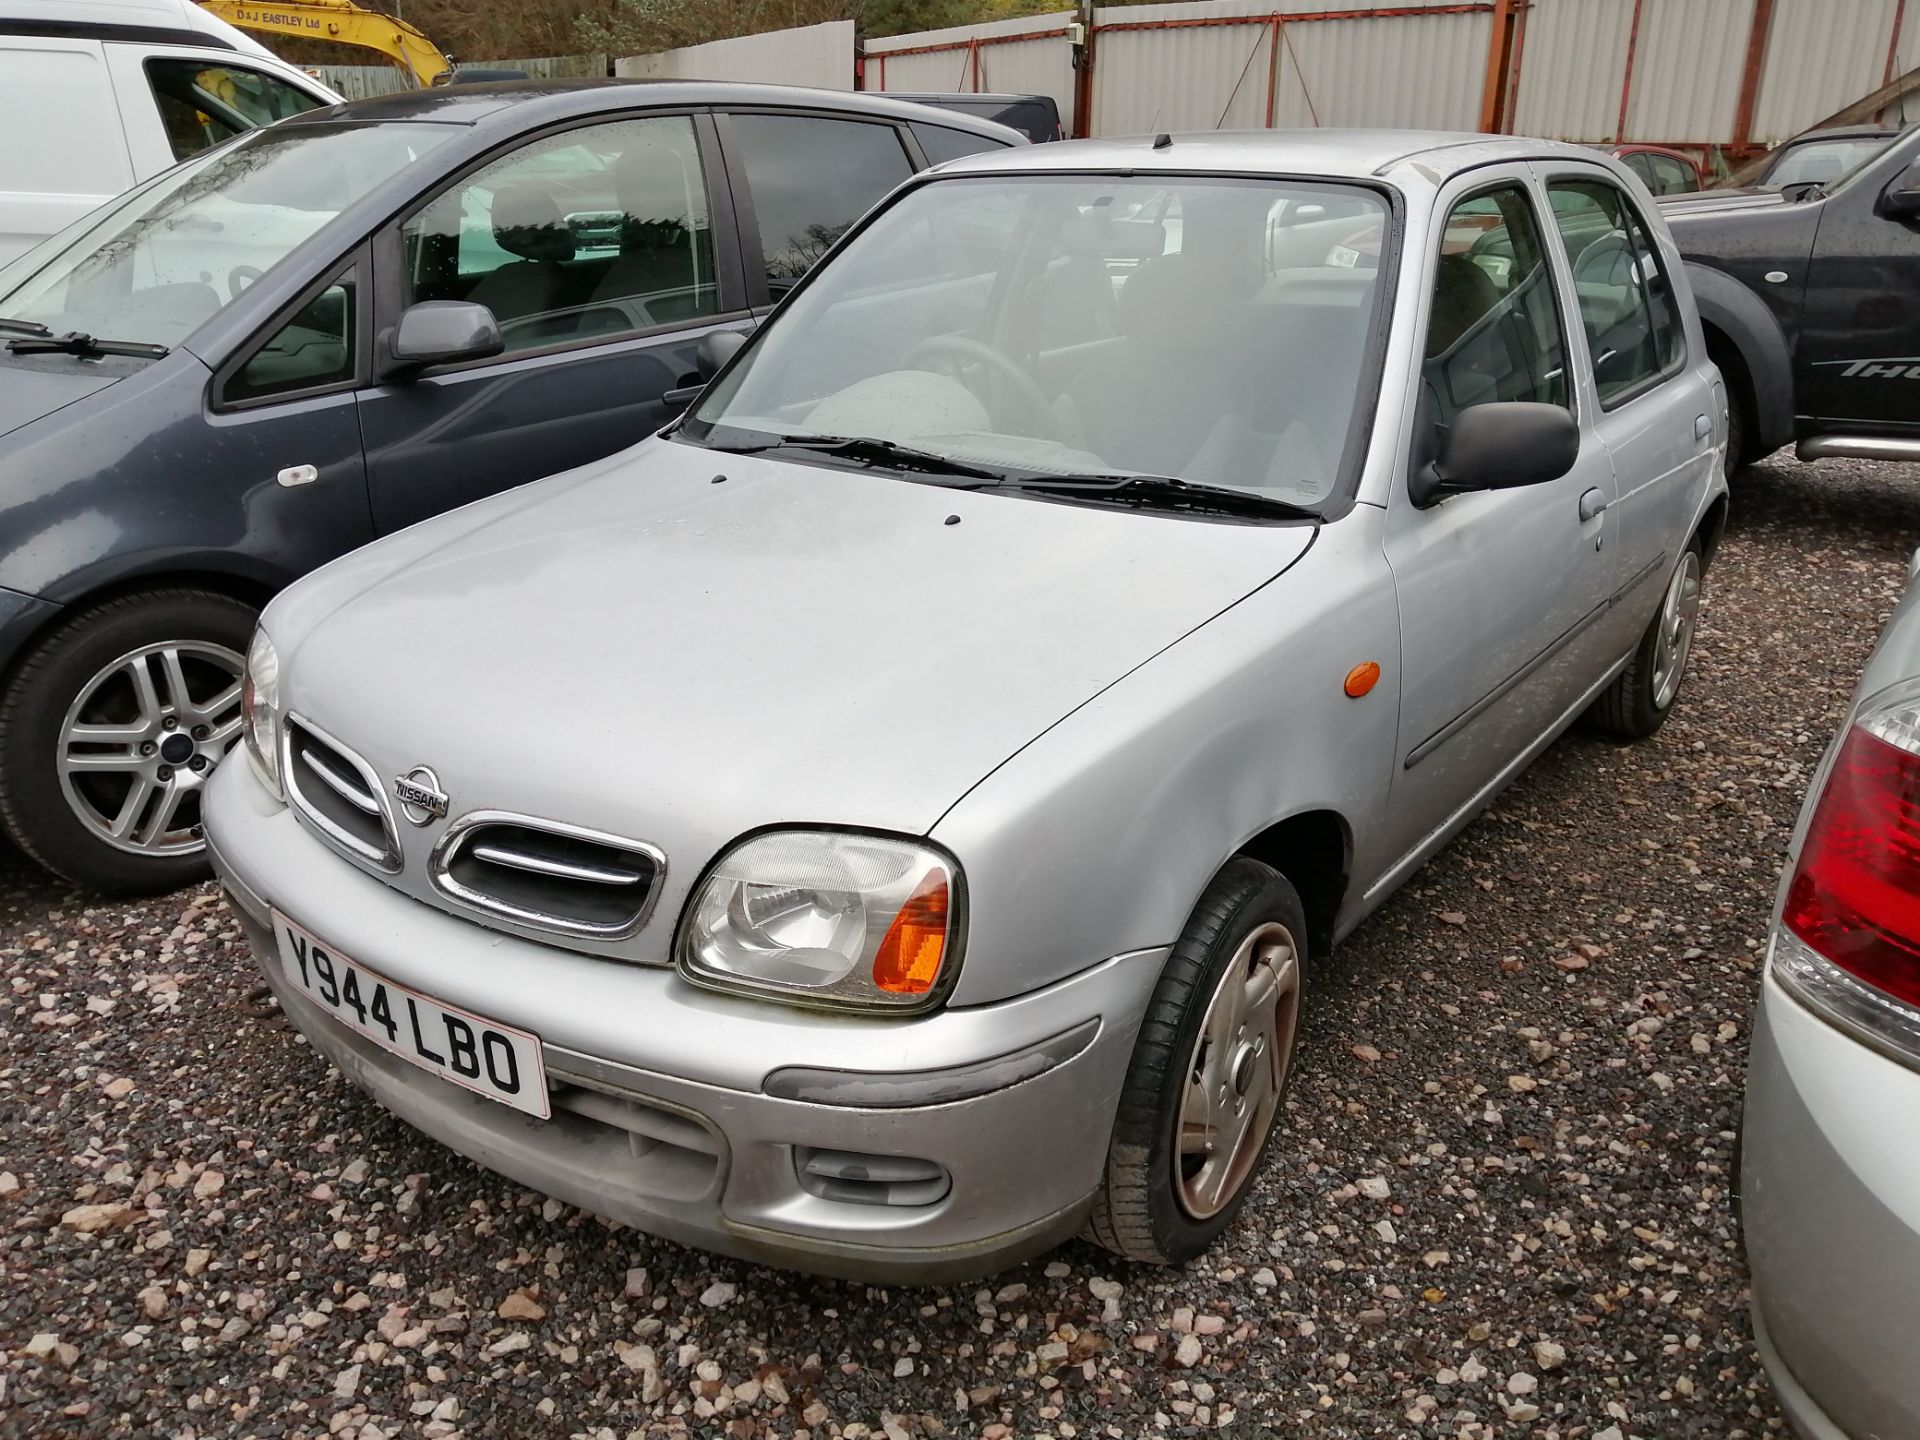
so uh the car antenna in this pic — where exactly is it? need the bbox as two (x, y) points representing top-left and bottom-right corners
(1152, 132), (1172, 149)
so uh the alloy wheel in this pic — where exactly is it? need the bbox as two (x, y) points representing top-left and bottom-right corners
(56, 642), (246, 857)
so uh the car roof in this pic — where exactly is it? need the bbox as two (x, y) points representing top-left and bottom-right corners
(1786, 123), (1904, 142)
(284, 79), (1027, 141)
(928, 128), (1607, 180)
(0, 0), (280, 59)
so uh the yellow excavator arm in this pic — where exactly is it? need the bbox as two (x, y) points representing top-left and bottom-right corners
(198, 1), (452, 88)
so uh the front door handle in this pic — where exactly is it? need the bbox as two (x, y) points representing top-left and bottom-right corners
(1694, 413), (1713, 440)
(277, 463), (319, 488)
(1578, 486), (1608, 523)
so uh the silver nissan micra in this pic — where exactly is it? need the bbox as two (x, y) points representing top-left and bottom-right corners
(206, 130), (1726, 1280)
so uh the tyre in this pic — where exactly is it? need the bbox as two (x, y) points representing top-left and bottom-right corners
(1587, 541), (1703, 741)
(1722, 386), (1749, 480)
(0, 590), (256, 895)
(1088, 857), (1307, 1265)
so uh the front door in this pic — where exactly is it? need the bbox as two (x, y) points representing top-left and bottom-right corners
(1797, 151), (1920, 439)
(1380, 172), (1619, 870)
(355, 109), (752, 535)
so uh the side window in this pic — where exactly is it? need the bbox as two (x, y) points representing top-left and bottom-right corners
(1621, 153), (1657, 189)
(728, 115), (915, 296)
(1421, 186), (1570, 432)
(145, 60), (324, 162)
(401, 115), (720, 355)
(1546, 180), (1684, 406)
(1649, 154), (1697, 195)
(226, 274), (357, 404)
(910, 122), (1013, 166)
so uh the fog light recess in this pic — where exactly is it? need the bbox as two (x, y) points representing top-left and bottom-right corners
(794, 1147), (951, 1207)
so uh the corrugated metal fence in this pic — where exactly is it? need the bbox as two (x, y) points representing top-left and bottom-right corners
(856, 0), (1920, 153)
(316, 3), (1915, 154)
(615, 21), (853, 88)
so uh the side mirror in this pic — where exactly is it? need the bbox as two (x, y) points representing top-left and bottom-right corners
(1880, 166), (1920, 219)
(696, 327), (748, 379)
(1410, 401), (1579, 508)
(385, 301), (503, 377)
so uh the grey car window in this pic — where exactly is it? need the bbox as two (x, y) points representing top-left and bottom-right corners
(226, 274), (355, 404)
(910, 122), (1012, 166)
(692, 174), (1390, 507)
(728, 115), (915, 297)
(402, 115), (720, 354)
(1421, 186), (1570, 427)
(0, 122), (448, 349)
(1546, 180), (1682, 406)
(1647, 154), (1696, 195)
(145, 59), (325, 162)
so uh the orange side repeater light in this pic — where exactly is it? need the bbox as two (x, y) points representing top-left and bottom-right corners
(873, 872), (951, 995)
(1344, 661), (1381, 699)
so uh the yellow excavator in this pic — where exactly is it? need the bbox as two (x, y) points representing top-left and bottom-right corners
(197, 1), (454, 88)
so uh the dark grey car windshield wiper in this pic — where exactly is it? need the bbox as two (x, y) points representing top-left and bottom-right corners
(0, 317), (51, 337)
(999, 473), (1320, 522)
(5, 330), (169, 359)
(701, 433), (1011, 482)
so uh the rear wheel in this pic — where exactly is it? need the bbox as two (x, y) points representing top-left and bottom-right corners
(1587, 541), (1703, 740)
(0, 590), (256, 894)
(1089, 857), (1307, 1264)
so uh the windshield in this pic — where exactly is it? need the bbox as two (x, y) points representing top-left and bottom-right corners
(0, 123), (449, 349)
(1766, 134), (1899, 189)
(686, 174), (1392, 510)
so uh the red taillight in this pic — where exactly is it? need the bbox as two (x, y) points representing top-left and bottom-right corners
(1783, 725), (1920, 1009)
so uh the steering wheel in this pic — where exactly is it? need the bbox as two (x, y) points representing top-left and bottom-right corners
(1573, 233), (1636, 289)
(903, 334), (1059, 439)
(228, 264), (264, 300)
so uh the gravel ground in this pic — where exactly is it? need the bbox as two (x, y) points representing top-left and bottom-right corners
(3, 452), (1916, 1440)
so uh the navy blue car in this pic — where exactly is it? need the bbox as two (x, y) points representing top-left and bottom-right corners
(0, 81), (1020, 893)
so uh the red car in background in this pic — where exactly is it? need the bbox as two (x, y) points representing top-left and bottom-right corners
(1598, 143), (1705, 195)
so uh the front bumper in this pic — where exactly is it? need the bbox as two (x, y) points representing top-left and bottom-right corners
(205, 759), (1161, 1282)
(1743, 968), (1920, 1439)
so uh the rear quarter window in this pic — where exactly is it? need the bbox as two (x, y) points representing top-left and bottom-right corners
(911, 123), (1015, 165)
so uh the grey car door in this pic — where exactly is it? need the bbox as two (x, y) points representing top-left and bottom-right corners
(355, 109), (752, 535)
(200, 256), (376, 575)
(1538, 167), (1715, 660)
(1378, 171), (1619, 867)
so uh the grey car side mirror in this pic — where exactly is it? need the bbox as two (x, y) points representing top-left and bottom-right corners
(385, 301), (504, 377)
(1879, 166), (1920, 220)
(696, 328), (749, 379)
(1411, 401), (1580, 508)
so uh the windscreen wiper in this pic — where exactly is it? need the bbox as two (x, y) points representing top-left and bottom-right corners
(1001, 473), (1320, 521)
(704, 433), (1009, 481)
(0, 317), (51, 337)
(5, 330), (169, 359)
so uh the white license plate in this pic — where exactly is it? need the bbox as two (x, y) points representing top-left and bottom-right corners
(273, 912), (549, 1118)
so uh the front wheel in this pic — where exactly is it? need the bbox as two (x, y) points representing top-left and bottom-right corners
(1587, 541), (1703, 740)
(0, 590), (256, 895)
(1088, 857), (1307, 1264)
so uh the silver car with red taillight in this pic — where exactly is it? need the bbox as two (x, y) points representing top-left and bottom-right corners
(1744, 561), (1920, 1439)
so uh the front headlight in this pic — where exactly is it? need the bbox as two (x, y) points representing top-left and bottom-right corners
(677, 830), (963, 1013)
(241, 627), (283, 801)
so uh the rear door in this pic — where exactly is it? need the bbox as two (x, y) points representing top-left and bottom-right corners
(355, 109), (753, 534)
(1536, 165), (1712, 657)
(0, 37), (132, 266)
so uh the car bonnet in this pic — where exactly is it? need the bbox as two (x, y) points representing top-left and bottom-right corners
(270, 437), (1315, 931)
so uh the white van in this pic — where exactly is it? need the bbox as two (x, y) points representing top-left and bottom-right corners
(0, 0), (342, 265)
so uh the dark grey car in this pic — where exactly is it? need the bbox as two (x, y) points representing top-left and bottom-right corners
(0, 81), (1020, 894)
